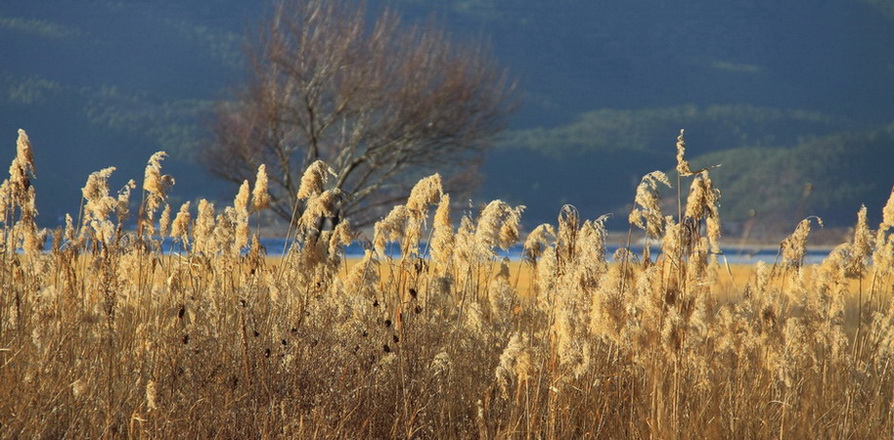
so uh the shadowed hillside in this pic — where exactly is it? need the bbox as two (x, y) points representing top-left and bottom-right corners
(1, 0), (893, 236)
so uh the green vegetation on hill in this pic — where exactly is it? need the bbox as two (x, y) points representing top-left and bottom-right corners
(2, 73), (213, 158)
(500, 104), (854, 157)
(860, 0), (894, 16)
(0, 72), (219, 221)
(488, 105), (890, 233)
(700, 124), (894, 232)
(2, 0), (893, 236)
(0, 16), (82, 39)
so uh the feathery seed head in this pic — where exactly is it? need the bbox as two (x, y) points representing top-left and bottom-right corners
(882, 186), (894, 231)
(159, 203), (172, 238)
(684, 171), (721, 220)
(116, 179), (136, 222)
(476, 200), (525, 251)
(297, 160), (335, 200)
(0, 180), (10, 216)
(523, 223), (556, 262)
(193, 199), (215, 254)
(498, 205), (525, 250)
(660, 216), (682, 258)
(434, 193), (452, 229)
(215, 208), (239, 256)
(683, 171), (722, 252)
(476, 200), (508, 249)
(430, 351), (452, 378)
(844, 205), (873, 278)
(233, 181), (252, 249)
(781, 217), (822, 268)
(82, 168), (118, 242)
(235, 180), (250, 216)
(374, 204), (408, 256)
(707, 215), (722, 254)
(630, 171), (670, 238)
(170, 202), (191, 242)
(676, 129), (692, 176)
(139, 152), (174, 236)
(299, 188), (347, 232)
(406, 173), (442, 218)
(345, 249), (379, 295)
(579, 215), (610, 265)
(496, 332), (533, 397)
(82, 167), (116, 203)
(21, 186), (41, 254)
(142, 151), (174, 197)
(64, 213), (76, 244)
(251, 164), (271, 212)
(430, 194), (455, 267)
(10, 129), (36, 197)
(145, 380), (158, 411)
(8, 129), (36, 197)
(328, 219), (353, 255)
(684, 174), (707, 220)
(556, 204), (580, 264)
(15, 129), (35, 173)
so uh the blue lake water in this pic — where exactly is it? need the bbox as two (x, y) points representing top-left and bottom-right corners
(152, 238), (827, 265)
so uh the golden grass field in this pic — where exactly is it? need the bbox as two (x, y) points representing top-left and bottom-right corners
(2, 128), (894, 439)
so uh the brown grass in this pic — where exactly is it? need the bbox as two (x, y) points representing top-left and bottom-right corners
(2, 128), (894, 439)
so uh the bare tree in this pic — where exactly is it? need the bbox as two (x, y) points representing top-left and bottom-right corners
(203, 0), (516, 227)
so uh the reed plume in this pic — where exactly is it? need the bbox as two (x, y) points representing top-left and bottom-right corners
(629, 171), (671, 239)
(5, 128), (894, 440)
(158, 203), (171, 238)
(675, 128), (692, 176)
(298, 188), (347, 234)
(0, 130), (41, 253)
(874, 188), (894, 274)
(192, 199), (215, 254)
(403, 174), (443, 256)
(843, 204), (873, 278)
(373, 204), (408, 257)
(251, 164), (271, 212)
(234, 180), (251, 250)
(523, 223), (556, 263)
(81, 167), (118, 245)
(495, 332), (532, 398)
(476, 200), (525, 251)
(115, 180), (136, 224)
(684, 171), (722, 252)
(328, 219), (353, 256)
(406, 173), (442, 217)
(19, 186), (40, 254)
(429, 193), (455, 269)
(142, 151), (171, 196)
(140, 151), (174, 236)
(170, 201), (191, 246)
(780, 217), (822, 269)
(880, 186), (894, 230)
(297, 160), (335, 201)
(9, 129), (35, 202)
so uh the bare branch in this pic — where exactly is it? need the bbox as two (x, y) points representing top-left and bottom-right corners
(203, 0), (516, 228)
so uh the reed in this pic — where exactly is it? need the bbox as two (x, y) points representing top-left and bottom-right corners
(1, 128), (893, 439)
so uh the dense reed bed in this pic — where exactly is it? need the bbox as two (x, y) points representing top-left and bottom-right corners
(2, 129), (894, 439)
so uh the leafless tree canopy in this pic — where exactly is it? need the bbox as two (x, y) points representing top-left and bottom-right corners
(203, 0), (516, 227)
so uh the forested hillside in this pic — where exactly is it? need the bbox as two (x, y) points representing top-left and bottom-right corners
(1, 0), (892, 235)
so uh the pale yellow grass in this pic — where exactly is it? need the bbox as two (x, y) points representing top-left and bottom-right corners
(274, 255), (884, 304)
(5, 128), (894, 439)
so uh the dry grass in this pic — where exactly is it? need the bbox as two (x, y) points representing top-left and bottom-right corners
(2, 128), (894, 439)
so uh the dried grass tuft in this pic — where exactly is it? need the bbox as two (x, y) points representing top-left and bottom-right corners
(297, 160), (335, 201)
(4, 128), (894, 440)
(629, 171), (671, 238)
(252, 164), (271, 212)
